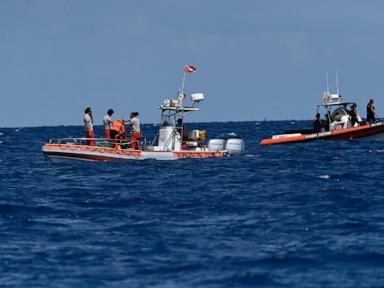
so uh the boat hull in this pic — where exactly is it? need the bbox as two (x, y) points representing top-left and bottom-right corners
(260, 122), (384, 145)
(42, 143), (227, 161)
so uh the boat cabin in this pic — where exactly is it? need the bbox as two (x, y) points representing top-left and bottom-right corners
(316, 92), (362, 131)
(150, 93), (206, 152)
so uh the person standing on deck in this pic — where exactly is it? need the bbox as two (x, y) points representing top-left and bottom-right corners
(127, 112), (141, 150)
(313, 113), (321, 133)
(177, 118), (188, 149)
(83, 107), (95, 146)
(322, 114), (330, 131)
(366, 99), (377, 124)
(349, 104), (360, 127)
(103, 108), (114, 139)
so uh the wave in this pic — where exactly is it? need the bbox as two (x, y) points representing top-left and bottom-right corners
(319, 175), (330, 179)
(217, 132), (237, 137)
(245, 154), (260, 158)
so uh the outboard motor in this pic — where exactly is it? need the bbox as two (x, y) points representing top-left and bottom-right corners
(225, 139), (245, 156)
(207, 139), (225, 151)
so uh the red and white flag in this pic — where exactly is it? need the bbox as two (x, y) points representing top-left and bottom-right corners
(184, 65), (197, 73)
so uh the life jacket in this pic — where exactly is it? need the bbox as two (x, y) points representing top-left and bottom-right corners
(111, 120), (125, 133)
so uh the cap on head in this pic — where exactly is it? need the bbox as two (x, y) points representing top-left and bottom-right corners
(107, 108), (114, 115)
(85, 107), (91, 114)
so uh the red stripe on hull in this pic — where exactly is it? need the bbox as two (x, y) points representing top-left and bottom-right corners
(173, 151), (225, 158)
(327, 125), (384, 140)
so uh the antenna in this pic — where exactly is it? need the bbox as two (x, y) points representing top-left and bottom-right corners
(326, 72), (329, 93)
(336, 70), (339, 95)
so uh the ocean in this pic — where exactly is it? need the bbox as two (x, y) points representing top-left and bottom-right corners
(1, 121), (384, 287)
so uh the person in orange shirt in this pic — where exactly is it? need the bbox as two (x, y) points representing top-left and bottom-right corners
(110, 120), (125, 147)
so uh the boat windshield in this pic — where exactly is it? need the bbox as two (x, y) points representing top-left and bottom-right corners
(317, 102), (357, 121)
(330, 106), (348, 122)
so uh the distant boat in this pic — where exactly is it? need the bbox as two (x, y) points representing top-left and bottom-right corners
(260, 82), (384, 145)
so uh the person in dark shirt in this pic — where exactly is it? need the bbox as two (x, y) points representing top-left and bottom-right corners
(366, 99), (376, 124)
(321, 113), (330, 131)
(177, 118), (188, 140)
(349, 104), (359, 127)
(313, 113), (321, 132)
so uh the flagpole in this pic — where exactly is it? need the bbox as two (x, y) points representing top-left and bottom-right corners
(180, 71), (186, 95)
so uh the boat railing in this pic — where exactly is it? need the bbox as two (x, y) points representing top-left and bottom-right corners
(48, 137), (147, 150)
(48, 138), (111, 146)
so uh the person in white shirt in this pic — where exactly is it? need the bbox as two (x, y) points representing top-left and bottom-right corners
(83, 107), (94, 146)
(128, 112), (141, 150)
(103, 108), (114, 139)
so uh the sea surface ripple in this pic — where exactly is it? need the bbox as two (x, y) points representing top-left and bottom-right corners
(1, 121), (384, 287)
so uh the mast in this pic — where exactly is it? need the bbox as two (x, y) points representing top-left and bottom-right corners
(336, 70), (340, 95)
(180, 72), (186, 96)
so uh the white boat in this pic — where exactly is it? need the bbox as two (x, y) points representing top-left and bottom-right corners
(42, 69), (244, 161)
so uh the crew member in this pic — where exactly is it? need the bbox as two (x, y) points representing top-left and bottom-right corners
(110, 119), (126, 147)
(103, 108), (114, 139)
(83, 107), (95, 146)
(321, 114), (330, 131)
(313, 113), (321, 133)
(177, 118), (188, 149)
(349, 104), (359, 127)
(128, 112), (141, 150)
(367, 99), (376, 124)
(177, 118), (188, 139)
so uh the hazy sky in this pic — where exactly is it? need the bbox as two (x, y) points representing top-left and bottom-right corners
(1, 0), (384, 127)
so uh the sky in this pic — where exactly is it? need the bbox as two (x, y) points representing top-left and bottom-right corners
(1, 0), (384, 127)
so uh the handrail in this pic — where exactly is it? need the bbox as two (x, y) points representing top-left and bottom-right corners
(47, 137), (138, 148)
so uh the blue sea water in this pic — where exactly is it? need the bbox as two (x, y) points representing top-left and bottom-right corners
(1, 121), (384, 287)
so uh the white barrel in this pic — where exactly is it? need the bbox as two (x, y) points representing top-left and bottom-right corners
(208, 139), (225, 151)
(225, 138), (245, 156)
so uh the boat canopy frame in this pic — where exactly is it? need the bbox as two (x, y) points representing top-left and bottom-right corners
(316, 101), (358, 122)
(157, 96), (203, 148)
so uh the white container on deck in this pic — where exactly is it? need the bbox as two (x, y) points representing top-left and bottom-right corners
(208, 139), (225, 151)
(225, 139), (245, 156)
(158, 126), (181, 151)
